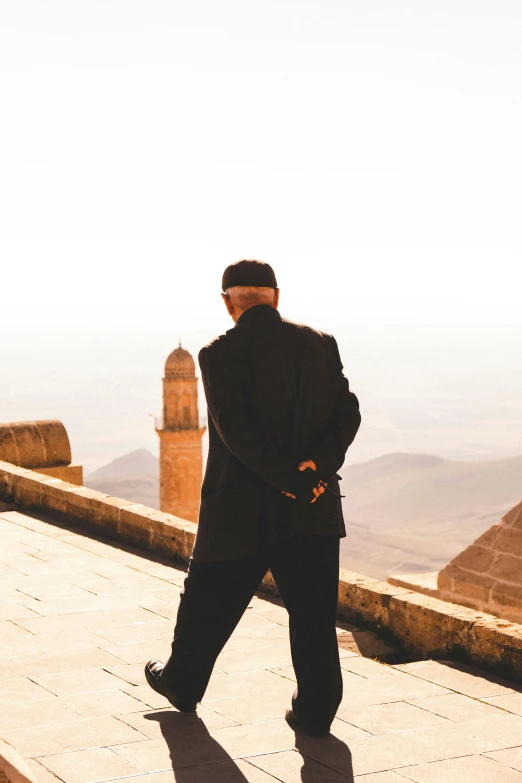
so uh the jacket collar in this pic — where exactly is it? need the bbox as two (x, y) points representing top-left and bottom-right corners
(235, 304), (281, 327)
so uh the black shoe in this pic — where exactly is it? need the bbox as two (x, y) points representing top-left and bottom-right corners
(285, 709), (330, 738)
(144, 660), (197, 712)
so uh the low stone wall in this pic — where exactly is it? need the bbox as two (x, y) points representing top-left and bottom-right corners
(338, 571), (522, 680)
(2, 460), (522, 682)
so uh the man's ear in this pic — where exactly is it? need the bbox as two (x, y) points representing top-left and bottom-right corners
(222, 292), (234, 318)
(273, 288), (280, 309)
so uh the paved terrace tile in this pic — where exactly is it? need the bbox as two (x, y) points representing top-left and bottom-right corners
(2, 509), (522, 783)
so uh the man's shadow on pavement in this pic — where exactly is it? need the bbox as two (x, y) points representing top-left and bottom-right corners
(295, 732), (354, 781)
(144, 711), (354, 782)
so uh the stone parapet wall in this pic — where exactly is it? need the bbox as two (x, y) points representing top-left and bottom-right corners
(2, 460), (522, 682)
(437, 501), (522, 623)
(32, 464), (83, 486)
(339, 571), (522, 680)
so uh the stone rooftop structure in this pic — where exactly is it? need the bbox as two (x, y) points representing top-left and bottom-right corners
(0, 421), (82, 488)
(390, 501), (522, 625)
(3, 506), (522, 782)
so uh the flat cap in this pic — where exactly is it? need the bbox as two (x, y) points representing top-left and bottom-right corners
(222, 259), (278, 292)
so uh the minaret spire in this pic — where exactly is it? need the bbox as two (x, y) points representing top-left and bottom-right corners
(156, 343), (205, 523)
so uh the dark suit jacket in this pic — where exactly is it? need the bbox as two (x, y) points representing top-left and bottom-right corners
(192, 305), (361, 562)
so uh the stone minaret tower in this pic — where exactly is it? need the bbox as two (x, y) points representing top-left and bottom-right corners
(156, 344), (205, 523)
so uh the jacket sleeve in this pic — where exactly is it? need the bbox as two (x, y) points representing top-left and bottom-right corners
(312, 337), (361, 477)
(199, 344), (304, 494)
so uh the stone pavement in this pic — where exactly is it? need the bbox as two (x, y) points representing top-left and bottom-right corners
(2, 509), (522, 782)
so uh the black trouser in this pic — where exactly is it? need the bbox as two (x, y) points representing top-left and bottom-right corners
(161, 534), (342, 732)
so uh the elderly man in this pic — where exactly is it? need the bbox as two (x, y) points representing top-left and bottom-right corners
(146, 259), (361, 736)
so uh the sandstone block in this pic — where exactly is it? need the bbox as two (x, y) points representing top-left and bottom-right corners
(504, 501), (522, 529)
(33, 420), (71, 465)
(437, 566), (455, 591)
(148, 511), (197, 562)
(0, 427), (18, 466)
(491, 583), (522, 612)
(4, 421), (45, 468)
(35, 464), (83, 486)
(474, 522), (502, 549)
(151, 513), (183, 554)
(137, 507), (174, 533)
(0, 462), (31, 495)
(3, 463), (31, 503)
(0, 463), (14, 502)
(339, 568), (380, 585)
(90, 495), (135, 536)
(437, 590), (476, 613)
(151, 528), (186, 559)
(88, 497), (104, 528)
(173, 519), (197, 560)
(450, 545), (497, 574)
(490, 554), (522, 583)
(179, 529), (196, 560)
(388, 591), (486, 657)
(338, 575), (413, 627)
(65, 486), (109, 523)
(13, 474), (47, 512)
(439, 566), (495, 608)
(471, 617), (522, 677)
(451, 570), (495, 604)
(160, 511), (197, 559)
(118, 505), (152, 547)
(42, 481), (76, 519)
(494, 527), (522, 556)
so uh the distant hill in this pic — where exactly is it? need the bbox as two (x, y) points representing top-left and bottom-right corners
(339, 452), (522, 579)
(84, 449), (159, 508)
(84, 449), (522, 581)
(87, 449), (159, 481)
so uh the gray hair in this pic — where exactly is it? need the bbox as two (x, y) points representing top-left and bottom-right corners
(224, 286), (277, 311)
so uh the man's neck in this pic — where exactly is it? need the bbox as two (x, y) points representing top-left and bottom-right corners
(235, 304), (280, 325)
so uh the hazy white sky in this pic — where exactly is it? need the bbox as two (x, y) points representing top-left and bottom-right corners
(1, 0), (521, 337)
